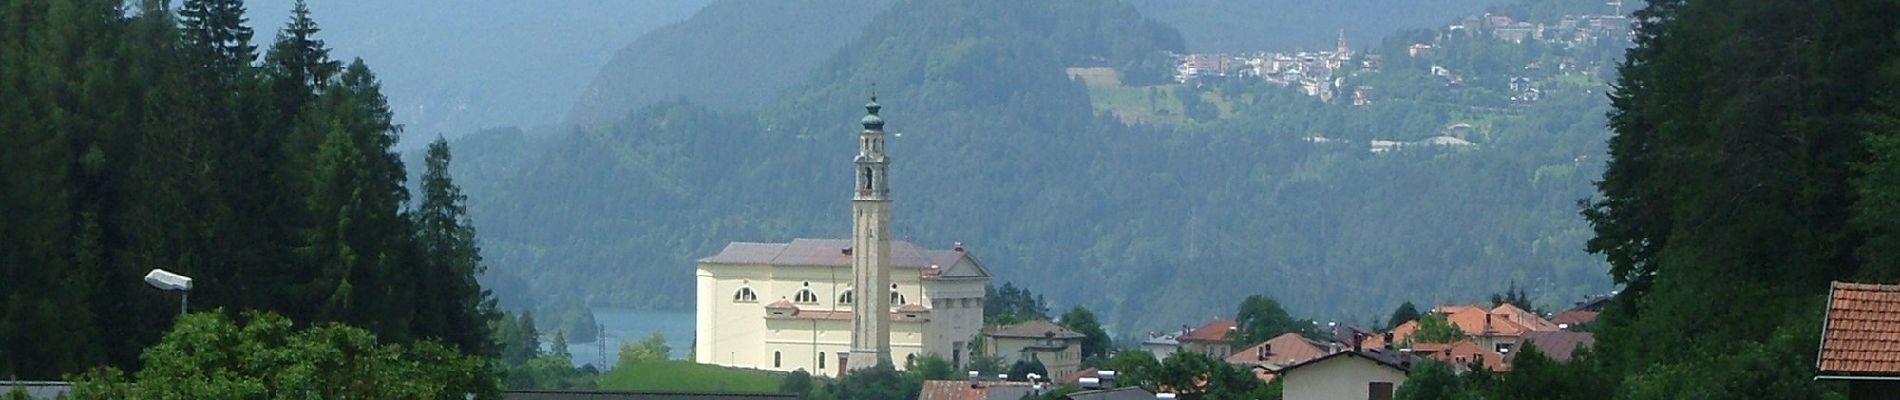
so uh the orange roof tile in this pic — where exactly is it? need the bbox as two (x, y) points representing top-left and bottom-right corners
(1179, 319), (1237, 343)
(1424, 339), (1507, 372)
(1362, 320), (1419, 349)
(1550, 310), (1599, 327)
(1818, 282), (1900, 376)
(1489, 304), (1560, 332)
(1226, 333), (1331, 368)
(1446, 308), (1526, 337)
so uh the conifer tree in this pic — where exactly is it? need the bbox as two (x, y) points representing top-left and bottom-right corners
(414, 137), (500, 356)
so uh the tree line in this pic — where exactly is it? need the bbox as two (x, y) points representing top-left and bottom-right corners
(0, 0), (494, 380)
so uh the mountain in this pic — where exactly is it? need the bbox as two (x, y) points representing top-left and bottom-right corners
(244, 0), (712, 140)
(1125, 0), (1500, 52)
(452, 0), (1616, 333)
(564, 0), (895, 127)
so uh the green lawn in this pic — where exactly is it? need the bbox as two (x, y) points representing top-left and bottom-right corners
(596, 360), (787, 393)
(1067, 67), (1189, 125)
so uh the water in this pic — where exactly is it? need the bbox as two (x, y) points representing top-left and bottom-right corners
(565, 308), (695, 370)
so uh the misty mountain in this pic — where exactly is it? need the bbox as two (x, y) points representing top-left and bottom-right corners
(451, 0), (1614, 333)
(1125, 0), (1498, 52)
(243, 0), (711, 141)
(564, 0), (896, 127)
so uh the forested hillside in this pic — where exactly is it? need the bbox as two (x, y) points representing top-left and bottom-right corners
(1124, 0), (1495, 52)
(565, 0), (894, 126)
(456, 0), (1620, 333)
(0, 0), (493, 379)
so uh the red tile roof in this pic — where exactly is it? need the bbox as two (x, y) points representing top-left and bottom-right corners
(1515, 331), (1595, 362)
(1550, 310), (1599, 327)
(1489, 304), (1559, 332)
(984, 320), (1085, 339)
(1179, 319), (1237, 343)
(1226, 332), (1331, 368)
(1818, 281), (1900, 376)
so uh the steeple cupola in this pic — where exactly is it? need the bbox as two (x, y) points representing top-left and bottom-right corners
(855, 95), (890, 200)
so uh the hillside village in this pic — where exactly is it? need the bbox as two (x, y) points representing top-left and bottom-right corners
(906, 294), (1609, 400)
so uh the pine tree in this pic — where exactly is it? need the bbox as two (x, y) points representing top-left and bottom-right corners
(414, 137), (500, 356)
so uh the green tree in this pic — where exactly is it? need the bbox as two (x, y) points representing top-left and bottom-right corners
(780, 369), (815, 398)
(1059, 306), (1112, 362)
(69, 312), (496, 399)
(985, 283), (1049, 325)
(1408, 313), (1465, 344)
(1232, 295), (1309, 346)
(413, 137), (500, 355)
(1487, 283), (1538, 313)
(1393, 360), (1465, 400)
(1386, 302), (1421, 330)
(1103, 350), (1160, 388)
(618, 331), (672, 366)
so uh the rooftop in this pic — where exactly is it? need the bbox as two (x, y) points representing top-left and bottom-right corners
(700, 239), (966, 272)
(1178, 319), (1238, 343)
(984, 320), (1086, 340)
(1818, 281), (1900, 377)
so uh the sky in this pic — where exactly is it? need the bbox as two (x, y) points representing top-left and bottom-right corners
(242, 0), (713, 145)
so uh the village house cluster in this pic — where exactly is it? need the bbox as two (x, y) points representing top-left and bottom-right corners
(1171, 6), (1633, 108)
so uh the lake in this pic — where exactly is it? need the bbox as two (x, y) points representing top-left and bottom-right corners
(564, 308), (695, 370)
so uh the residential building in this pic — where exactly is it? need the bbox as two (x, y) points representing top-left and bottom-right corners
(1177, 319), (1238, 358)
(1279, 349), (1411, 400)
(1063, 387), (1154, 400)
(1227, 332), (1336, 382)
(1816, 281), (1900, 399)
(1512, 331), (1594, 363)
(919, 380), (1044, 400)
(982, 320), (1087, 378)
(1141, 329), (1185, 359)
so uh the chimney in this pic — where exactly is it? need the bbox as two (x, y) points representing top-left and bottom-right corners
(1098, 370), (1118, 387)
(1258, 344), (1271, 361)
(968, 371), (981, 388)
(1484, 314), (1494, 334)
(954, 242), (965, 252)
(1352, 333), (1363, 352)
(1383, 332), (1395, 350)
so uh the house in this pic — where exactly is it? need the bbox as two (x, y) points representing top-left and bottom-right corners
(1227, 332), (1336, 382)
(1063, 387), (1154, 400)
(0, 381), (70, 400)
(1549, 310), (1598, 328)
(1816, 281), (1900, 399)
(1141, 329), (1185, 359)
(1413, 340), (1506, 372)
(919, 380), (1044, 400)
(1177, 319), (1238, 358)
(1512, 331), (1594, 363)
(982, 320), (1087, 378)
(502, 390), (796, 400)
(1279, 349), (1411, 400)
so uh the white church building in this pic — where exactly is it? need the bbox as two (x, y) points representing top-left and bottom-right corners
(693, 98), (990, 377)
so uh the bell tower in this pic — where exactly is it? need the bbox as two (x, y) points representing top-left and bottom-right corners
(847, 95), (893, 372)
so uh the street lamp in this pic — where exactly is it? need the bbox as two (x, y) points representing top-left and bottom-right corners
(143, 268), (192, 315)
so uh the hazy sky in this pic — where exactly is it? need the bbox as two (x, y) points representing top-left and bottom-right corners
(243, 0), (713, 144)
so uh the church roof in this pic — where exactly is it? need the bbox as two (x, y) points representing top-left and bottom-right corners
(700, 238), (966, 270)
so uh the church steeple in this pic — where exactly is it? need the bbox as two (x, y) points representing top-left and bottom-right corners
(855, 96), (890, 200)
(847, 94), (894, 372)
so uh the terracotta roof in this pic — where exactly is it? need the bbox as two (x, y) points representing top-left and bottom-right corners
(1445, 307), (1526, 337)
(1361, 320), (1418, 349)
(1277, 348), (1411, 376)
(1818, 281), (1900, 376)
(984, 320), (1085, 339)
(1178, 319), (1237, 343)
(1425, 339), (1507, 372)
(701, 239), (965, 270)
(1515, 331), (1595, 362)
(1054, 367), (1099, 384)
(1489, 304), (1559, 332)
(1550, 310), (1599, 327)
(1063, 387), (1154, 400)
(1227, 332), (1332, 368)
(919, 380), (1038, 400)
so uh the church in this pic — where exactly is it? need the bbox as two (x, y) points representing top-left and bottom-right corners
(694, 97), (990, 377)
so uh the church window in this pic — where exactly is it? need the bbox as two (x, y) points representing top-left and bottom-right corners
(838, 289), (855, 305)
(794, 289), (819, 304)
(891, 284), (906, 305)
(819, 353), (827, 369)
(775, 351), (782, 368)
(863, 168), (874, 190)
(734, 287), (758, 302)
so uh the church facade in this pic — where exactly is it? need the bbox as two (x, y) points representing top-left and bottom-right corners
(693, 98), (990, 377)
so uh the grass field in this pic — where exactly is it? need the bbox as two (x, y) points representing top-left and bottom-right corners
(1067, 67), (1188, 125)
(596, 360), (787, 393)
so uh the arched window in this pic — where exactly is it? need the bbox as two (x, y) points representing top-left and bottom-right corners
(890, 284), (906, 305)
(794, 282), (819, 304)
(774, 351), (782, 368)
(734, 287), (758, 302)
(838, 289), (855, 305)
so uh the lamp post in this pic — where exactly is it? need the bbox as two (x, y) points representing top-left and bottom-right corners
(143, 268), (193, 315)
